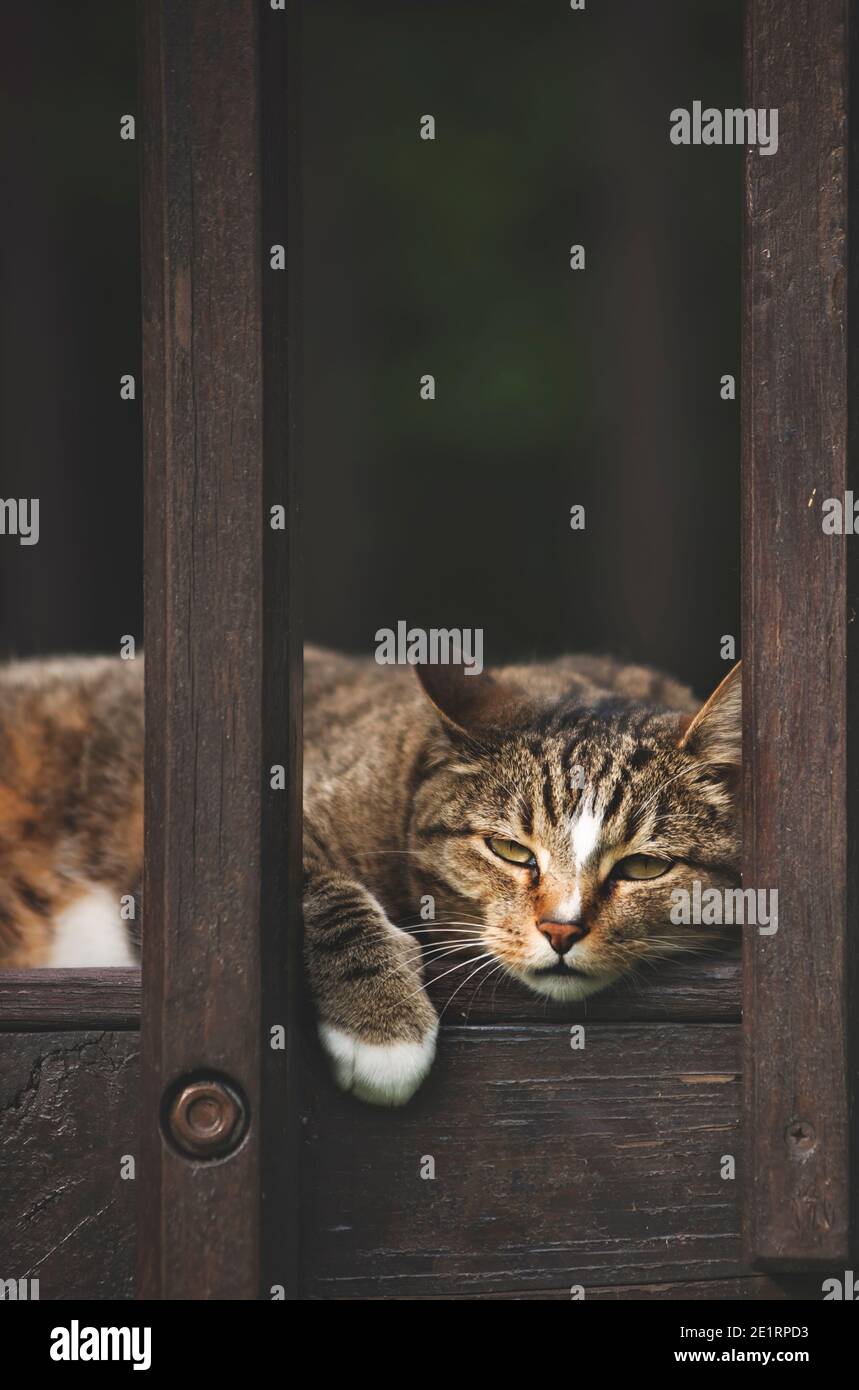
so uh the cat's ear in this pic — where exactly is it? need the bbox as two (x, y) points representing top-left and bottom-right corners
(414, 663), (533, 737)
(678, 661), (742, 769)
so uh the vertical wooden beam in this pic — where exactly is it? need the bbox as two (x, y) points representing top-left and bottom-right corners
(138, 0), (301, 1298)
(743, 0), (857, 1267)
(260, 0), (303, 1302)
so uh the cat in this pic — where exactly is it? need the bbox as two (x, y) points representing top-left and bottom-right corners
(0, 656), (143, 967)
(303, 646), (741, 1106)
(0, 647), (741, 1112)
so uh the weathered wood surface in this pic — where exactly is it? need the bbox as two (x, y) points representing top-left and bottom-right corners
(0, 1032), (138, 1300)
(301, 1022), (744, 1299)
(138, 0), (299, 1299)
(357, 1276), (821, 1301)
(260, 0), (303, 1301)
(743, 0), (858, 1268)
(0, 969), (141, 1031)
(0, 1010), (829, 1302)
(425, 951), (740, 1023)
(0, 954), (737, 1032)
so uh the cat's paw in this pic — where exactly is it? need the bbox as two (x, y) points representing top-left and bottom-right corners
(318, 1020), (438, 1106)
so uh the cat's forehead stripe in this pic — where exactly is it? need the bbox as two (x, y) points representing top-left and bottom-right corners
(520, 717), (685, 852)
(540, 759), (559, 826)
(570, 800), (603, 869)
(602, 770), (629, 826)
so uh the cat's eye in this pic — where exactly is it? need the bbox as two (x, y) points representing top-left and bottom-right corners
(612, 854), (674, 881)
(486, 836), (536, 867)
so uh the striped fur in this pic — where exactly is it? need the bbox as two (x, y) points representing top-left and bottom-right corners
(304, 647), (741, 1103)
(0, 647), (740, 1111)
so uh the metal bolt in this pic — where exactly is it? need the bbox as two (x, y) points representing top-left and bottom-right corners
(167, 1078), (247, 1158)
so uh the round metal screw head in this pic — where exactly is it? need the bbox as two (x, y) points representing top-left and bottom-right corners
(168, 1079), (246, 1158)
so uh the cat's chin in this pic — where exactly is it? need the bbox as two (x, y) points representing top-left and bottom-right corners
(519, 966), (617, 1002)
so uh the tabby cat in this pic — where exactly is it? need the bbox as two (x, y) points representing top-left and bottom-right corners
(0, 647), (740, 1108)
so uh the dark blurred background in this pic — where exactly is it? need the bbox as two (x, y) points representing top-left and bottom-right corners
(0, 0), (140, 657)
(1, 0), (741, 698)
(302, 0), (742, 697)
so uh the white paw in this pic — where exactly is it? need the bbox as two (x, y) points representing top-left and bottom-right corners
(319, 1022), (438, 1106)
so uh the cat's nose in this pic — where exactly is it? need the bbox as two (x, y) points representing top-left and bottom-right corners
(538, 920), (588, 955)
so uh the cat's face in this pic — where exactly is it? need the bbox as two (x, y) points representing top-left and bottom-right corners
(410, 661), (741, 1001)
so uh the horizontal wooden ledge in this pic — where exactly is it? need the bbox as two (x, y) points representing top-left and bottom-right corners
(0, 952), (740, 1030)
(425, 950), (741, 1022)
(0, 968), (141, 1030)
(301, 1020), (744, 1298)
(331, 1274), (820, 1301)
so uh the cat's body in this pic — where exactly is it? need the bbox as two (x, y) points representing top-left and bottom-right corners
(0, 647), (740, 1107)
(0, 656), (142, 967)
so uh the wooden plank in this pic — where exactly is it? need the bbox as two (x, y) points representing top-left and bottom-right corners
(743, 0), (857, 1268)
(260, 0), (303, 1301)
(301, 1022), (745, 1299)
(0, 1032), (138, 1300)
(354, 1276), (821, 1302)
(0, 953), (736, 1034)
(425, 952), (740, 1023)
(138, 0), (300, 1299)
(0, 970), (141, 1031)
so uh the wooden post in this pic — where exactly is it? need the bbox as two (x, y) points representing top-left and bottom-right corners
(743, 0), (857, 1268)
(137, 0), (301, 1299)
